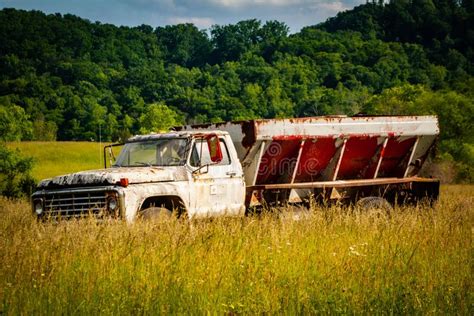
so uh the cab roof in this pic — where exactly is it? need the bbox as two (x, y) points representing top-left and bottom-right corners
(127, 130), (229, 142)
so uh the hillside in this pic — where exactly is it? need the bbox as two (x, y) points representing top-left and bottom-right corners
(0, 2), (472, 181)
(317, 0), (474, 71)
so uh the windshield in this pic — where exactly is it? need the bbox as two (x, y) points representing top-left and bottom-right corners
(114, 138), (188, 167)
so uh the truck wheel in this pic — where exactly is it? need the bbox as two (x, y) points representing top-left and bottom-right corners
(356, 197), (393, 213)
(139, 207), (173, 222)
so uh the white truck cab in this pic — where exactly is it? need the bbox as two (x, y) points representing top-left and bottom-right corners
(32, 131), (245, 221)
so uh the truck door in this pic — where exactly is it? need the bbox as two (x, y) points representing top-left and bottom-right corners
(189, 136), (245, 218)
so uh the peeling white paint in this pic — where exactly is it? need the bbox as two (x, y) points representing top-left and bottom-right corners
(38, 166), (188, 188)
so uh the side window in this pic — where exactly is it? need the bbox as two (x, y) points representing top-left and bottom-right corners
(219, 140), (231, 165)
(190, 139), (231, 167)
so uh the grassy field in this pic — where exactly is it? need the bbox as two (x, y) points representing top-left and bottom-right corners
(6, 141), (113, 181)
(0, 185), (472, 314)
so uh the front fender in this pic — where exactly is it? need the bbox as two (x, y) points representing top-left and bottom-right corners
(122, 181), (189, 222)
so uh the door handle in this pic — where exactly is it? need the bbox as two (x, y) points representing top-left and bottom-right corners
(226, 171), (237, 177)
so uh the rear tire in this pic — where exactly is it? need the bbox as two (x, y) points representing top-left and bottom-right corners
(356, 197), (393, 212)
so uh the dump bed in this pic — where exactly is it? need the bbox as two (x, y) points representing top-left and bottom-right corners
(177, 116), (439, 187)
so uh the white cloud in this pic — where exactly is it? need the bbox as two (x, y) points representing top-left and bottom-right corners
(167, 16), (215, 28)
(317, 1), (349, 13)
(207, 0), (354, 10)
(209, 0), (302, 8)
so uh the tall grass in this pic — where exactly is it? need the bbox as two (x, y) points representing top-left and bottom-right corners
(0, 186), (472, 314)
(6, 142), (112, 181)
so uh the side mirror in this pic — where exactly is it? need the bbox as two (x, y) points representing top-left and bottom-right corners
(206, 134), (223, 163)
(103, 143), (123, 168)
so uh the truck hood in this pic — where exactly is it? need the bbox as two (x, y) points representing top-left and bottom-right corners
(37, 167), (188, 189)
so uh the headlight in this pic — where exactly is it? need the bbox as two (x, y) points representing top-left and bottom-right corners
(34, 200), (43, 215)
(107, 197), (118, 211)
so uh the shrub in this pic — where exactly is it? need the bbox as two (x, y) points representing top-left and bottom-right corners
(0, 145), (36, 198)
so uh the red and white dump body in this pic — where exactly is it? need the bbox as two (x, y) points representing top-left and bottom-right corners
(178, 115), (440, 207)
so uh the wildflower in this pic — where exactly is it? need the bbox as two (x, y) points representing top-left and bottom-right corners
(349, 245), (366, 257)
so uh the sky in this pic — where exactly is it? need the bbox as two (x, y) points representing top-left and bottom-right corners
(0, 0), (366, 33)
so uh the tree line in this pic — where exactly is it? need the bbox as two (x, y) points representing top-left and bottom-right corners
(0, 1), (472, 181)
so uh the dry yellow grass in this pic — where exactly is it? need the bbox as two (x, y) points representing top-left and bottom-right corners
(0, 185), (472, 314)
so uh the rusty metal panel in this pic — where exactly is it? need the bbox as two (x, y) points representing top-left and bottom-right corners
(256, 140), (300, 184)
(376, 136), (417, 178)
(247, 176), (438, 191)
(293, 137), (337, 183)
(404, 135), (437, 177)
(335, 136), (379, 180)
(252, 116), (439, 139)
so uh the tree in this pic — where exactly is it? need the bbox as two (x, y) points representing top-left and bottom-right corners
(210, 19), (262, 63)
(0, 103), (33, 141)
(155, 24), (211, 67)
(363, 84), (426, 115)
(139, 103), (181, 134)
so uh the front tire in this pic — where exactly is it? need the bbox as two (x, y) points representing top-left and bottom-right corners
(139, 207), (173, 222)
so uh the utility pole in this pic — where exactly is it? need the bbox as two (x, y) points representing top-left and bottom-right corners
(99, 122), (102, 168)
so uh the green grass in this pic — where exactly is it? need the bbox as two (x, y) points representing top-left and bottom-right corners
(6, 141), (113, 181)
(0, 185), (472, 314)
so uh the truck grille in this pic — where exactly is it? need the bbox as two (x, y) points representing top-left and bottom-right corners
(42, 191), (111, 219)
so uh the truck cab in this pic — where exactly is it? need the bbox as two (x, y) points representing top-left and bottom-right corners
(32, 131), (246, 221)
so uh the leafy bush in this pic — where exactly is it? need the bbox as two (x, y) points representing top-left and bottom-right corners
(0, 103), (33, 141)
(0, 146), (36, 198)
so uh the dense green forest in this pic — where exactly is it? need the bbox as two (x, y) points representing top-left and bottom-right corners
(0, 1), (473, 181)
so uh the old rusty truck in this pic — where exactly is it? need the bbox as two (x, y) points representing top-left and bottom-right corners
(31, 116), (440, 221)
